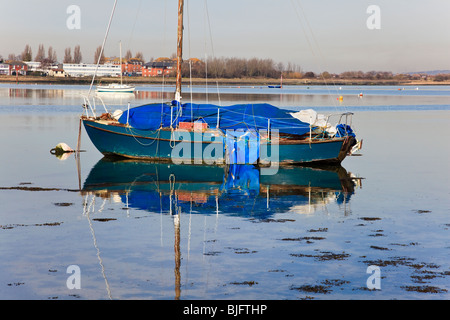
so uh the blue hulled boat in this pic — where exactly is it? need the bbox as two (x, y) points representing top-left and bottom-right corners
(81, 0), (361, 167)
(82, 102), (357, 165)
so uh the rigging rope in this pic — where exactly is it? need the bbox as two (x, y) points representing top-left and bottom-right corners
(203, 0), (221, 105)
(186, 0), (194, 120)
(160, 0), (168, 121)
(290, 0), (347, 113)
(87, 0), (118, 98)
(126, 0), (143, 51)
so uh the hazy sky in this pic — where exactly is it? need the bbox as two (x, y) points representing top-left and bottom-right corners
(1, 0), (449, 73)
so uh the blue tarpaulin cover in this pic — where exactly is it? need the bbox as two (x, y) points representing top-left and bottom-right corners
(118, 102), (311, 136)
(335, 124), (356, 138)
(225, 130), (259, 164)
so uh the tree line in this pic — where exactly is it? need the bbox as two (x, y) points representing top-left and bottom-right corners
(182, 57), (285, 79)
(7, 43), (83, 65)
(179, 57), (402, 80)
(4, 43), (144, 65)
(92, 46), (145, 64)
(3, 44), (448, 81)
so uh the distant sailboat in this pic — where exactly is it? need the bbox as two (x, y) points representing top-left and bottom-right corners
(96, 41), (135, 93)
(96, 82), (135, 93)
(268, 74), (283, 88)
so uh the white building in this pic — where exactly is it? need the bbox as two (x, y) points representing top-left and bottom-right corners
(48, 69), (68, 77)
(63, 63), (121, 77)
(24, 61), (42, 72)
(0, 63), (9, 75)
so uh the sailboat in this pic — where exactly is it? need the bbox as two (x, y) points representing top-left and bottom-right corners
(268, 74), (283, 88)
(96, 41), (135, 93)
(96, 82), (135, 93)
(81, 0), (361, 166)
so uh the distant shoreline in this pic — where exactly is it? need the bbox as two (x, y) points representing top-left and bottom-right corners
(1, 75), (449, 86)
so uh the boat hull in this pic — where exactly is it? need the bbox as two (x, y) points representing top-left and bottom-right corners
(96, 85), (135, 93)
(83, 118), (348, 165)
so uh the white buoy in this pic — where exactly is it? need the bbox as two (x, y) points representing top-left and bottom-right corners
(50, 143), (74, 155)
(50, 143), (75, 161)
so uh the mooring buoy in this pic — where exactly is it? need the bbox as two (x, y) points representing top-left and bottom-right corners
(50, 143), (74, 155)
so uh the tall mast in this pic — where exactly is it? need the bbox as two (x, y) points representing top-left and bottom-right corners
(119, 40), (123, 86)
(174, 0), (184, 102)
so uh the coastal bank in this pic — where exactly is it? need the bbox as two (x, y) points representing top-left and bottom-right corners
(1, 75), (449, 86)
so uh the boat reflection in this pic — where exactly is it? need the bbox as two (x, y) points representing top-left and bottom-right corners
(81, 158), (359, 218)
(80, 159), (359, 299)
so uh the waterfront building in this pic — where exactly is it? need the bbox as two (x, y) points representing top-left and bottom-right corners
(63, 63), (121, 77)
(47, 68), (68, 77)
(4, 61), (28, 75)
(142, 61), (175, 77)
(0, 63), (9, 75)
(24, 61), (42, 72)
(105, 57), (144, 76)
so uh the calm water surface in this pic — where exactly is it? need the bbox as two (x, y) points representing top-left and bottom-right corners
(0, 83), (449, 300)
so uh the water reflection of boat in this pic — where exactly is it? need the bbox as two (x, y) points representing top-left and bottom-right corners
(81, 158), (357, 218)
(80, 159), (359, 299)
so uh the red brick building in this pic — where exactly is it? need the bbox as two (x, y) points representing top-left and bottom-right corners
(105, 57), (143, 76)
(122, 58), (143, 75)
(6, 61), (28, 75)
(142, 61), (175, 77)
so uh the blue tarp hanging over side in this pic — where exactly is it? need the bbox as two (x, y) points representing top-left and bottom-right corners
(118, 102), (311, 136)
(225, 130), (259, 164)
(335, 124), (356, 138)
